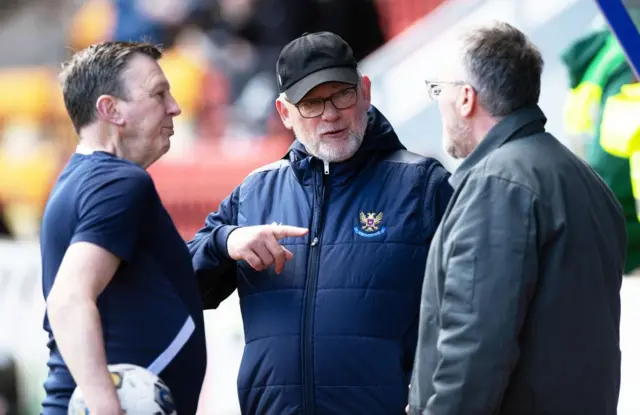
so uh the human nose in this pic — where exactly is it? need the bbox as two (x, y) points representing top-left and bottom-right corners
(166, 93), (182, 117)
(320, 100), (340, 121)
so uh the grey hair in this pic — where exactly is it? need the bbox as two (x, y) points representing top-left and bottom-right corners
(460, 21), (543, 117)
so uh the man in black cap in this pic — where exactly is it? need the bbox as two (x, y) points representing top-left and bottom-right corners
(189, 31), (453, 414)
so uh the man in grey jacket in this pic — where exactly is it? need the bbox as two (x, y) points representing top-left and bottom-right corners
(408, 21), (627, 415)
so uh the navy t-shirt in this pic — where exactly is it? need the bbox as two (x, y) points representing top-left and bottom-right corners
(39, 151), (207, 414)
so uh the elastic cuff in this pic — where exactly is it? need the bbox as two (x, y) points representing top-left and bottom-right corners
(212, 225), (240, 259)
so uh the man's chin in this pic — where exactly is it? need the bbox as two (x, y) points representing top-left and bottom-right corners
(445, 146), (461, 160)
(153, 140), (171, 163)
(160, 133), (171, 150)
(443, 136), (458, 159)
(318, 144), (360, 163)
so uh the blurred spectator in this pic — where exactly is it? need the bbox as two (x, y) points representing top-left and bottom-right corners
(201, 0), (305, 138)
(0, 0), (76, 67)
(203, 0), (386, 138)
(111, 0), (196, 47)
(0, 205), (10, 238)
(562, 29), (640, 274)
(303, 0), (385, 61)
(71, 0), (386, 141)
(0, 352), (18, 415)
(68, 0), (115, 50)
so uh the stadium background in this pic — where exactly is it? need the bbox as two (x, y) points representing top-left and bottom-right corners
(0, 0), (638, 414)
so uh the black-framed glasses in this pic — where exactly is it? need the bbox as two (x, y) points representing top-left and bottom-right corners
(295, 86), (358, 118)
(425, 80), (466, 100)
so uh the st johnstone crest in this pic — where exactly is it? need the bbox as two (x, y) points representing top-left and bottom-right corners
(354, 211), (387, 237)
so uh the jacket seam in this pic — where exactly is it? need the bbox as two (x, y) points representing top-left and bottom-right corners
(476, 160), (549, 211)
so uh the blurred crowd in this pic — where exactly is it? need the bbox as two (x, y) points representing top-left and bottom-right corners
(0, 0), (402, 240)
(104, 0), (386, 138)
(3, 1), (638, 270)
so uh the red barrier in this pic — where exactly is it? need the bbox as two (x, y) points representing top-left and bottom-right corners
(148, 136), (293, 239)
(376, 0), (447, 38)
(138, 0), (451, 239)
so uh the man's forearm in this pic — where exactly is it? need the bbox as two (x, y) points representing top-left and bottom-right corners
(48, 296), (121, 413)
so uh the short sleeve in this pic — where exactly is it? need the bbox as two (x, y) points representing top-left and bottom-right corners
(71, 167), (155, 263)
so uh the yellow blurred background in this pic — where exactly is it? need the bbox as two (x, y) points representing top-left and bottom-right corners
(0, 0), (435, 241)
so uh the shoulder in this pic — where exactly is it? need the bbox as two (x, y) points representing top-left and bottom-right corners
(247, 159), (290, 177)
(85, 157), (154, 190)
(382, 149), (451, 182)
(383, 149), (447, 170)
(78, 157), (156, 206)
(228, 158), (291, 197)
(476, 133), (556, 185)
(467, 147), (543, 201)
(382, 149), (429, 165)
(242, 158), (291, 187)
(89, 155), (151, 179)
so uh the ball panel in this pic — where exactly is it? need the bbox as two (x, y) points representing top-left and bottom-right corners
(67, 364), (177, 415)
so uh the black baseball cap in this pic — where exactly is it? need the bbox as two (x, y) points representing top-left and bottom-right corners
(276, 31), (359, 104)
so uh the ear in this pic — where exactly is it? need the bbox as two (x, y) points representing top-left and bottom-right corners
(458, 84), (476, 118)
(360, 75), (372, 107)
(95, 95), (125, 126)
(275, 96), (294, 130)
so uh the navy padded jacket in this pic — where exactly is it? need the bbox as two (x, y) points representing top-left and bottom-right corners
(188, 106), (453, 414)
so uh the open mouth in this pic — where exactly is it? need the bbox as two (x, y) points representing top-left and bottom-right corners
(322, 128), (347, 139)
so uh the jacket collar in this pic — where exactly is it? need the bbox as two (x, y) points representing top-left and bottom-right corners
(449, 105), (547, 189)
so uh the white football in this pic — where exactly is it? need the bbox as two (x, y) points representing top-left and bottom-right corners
(67, 363), (177, 415)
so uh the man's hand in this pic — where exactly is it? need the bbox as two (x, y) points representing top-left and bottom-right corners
(227, 224), (309, 274)
(86, 398), (124, 415)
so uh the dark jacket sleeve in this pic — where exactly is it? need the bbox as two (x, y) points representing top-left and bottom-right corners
(403, 164), (454, 379)
(432, 167), (454, 227)
(187, 186), (241, 310)
(426, 175), (539, 414)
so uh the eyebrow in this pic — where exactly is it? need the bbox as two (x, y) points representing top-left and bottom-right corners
(152, 81), (170, 92)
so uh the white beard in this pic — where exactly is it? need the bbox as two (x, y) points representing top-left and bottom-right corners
(295, 111), (369, 162)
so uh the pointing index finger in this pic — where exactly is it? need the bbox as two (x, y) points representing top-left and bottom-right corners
(271, 225), (309, 240)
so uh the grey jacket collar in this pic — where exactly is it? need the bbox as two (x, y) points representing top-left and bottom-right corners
(449, 105), (547, 188)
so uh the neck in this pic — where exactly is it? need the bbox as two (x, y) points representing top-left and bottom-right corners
(470, 113), (500, 148)
(77, 122), (117, 152)
(76, 122), (148, 167)
(76, 139), (118, 155)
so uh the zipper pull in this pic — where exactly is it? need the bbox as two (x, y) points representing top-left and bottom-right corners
(324, 160), (330, 175)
